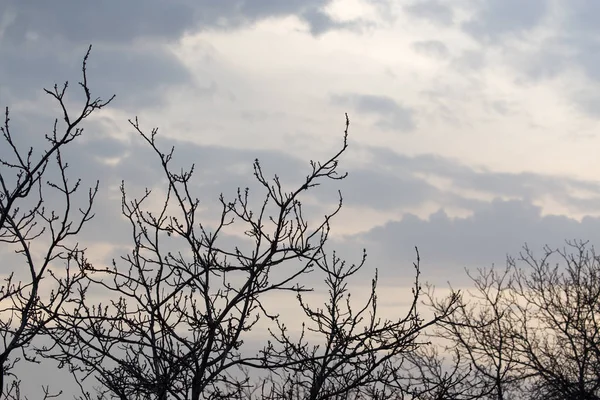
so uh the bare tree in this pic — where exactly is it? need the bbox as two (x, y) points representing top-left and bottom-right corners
(18, 46), (600, 400)
(1, 45), (464, 399)
(257, 248), (460, 400)
(0, 46), (114, 398)
(395, 345), (480, 400)
(37, 113), (460, 400)
(510, 242), (600, 400)
(420, 241), (600, 400)
(428, 265), (526, 400)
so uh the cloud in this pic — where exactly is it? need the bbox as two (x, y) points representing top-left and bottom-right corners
(461, 0), (549, 41)
(0, 0), (368, 112)
(562, 0), (600, 36)
(338, 198), (600, 286)
(301, 7), (370, 36)
(41, 123), (316, 245)
(404, 0), (454, 26)
(8, 110), (597, 284)
(344, 146), (600, 216)
(4, 0), (600, 323)
(0, 41), (194, 112)
(11, 104), (600, 290)
(544, 1), (600, 114)
(0, 1), (195, 44)
(440, 1), (600, 118)
(331, 93), (415, 132)
(412, 40), (449, 58)
(0, 0), (355, 45)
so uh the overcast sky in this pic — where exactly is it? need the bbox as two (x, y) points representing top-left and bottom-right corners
(6, 1), (600, 396)
(3, 0), (600, 291)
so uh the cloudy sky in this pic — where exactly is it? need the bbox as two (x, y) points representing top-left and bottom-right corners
(6, 0), (600, 395)
(3, 0), (600, 293)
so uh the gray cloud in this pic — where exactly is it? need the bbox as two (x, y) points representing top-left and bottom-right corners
(562, 0), (600, 36)
(57, 135), (600, 264)
(462, 0), (549, 41)
(444, 1), (600, 118)
(350, 146), (600, 215)
(0, 97), (319, 246)
(337, 198), (600, 287)
(0, 0), (361, 112)
(463, 1), (600, 82)
(0, 41), (194, 112)
(0, 1), (195, 45)
(412, 40), (449, 58)
(39, 123), (315, 247)
(339, 169), (441, 210)
(547, 2), (600, 114)
(0, 0), (356, 46)
(300, 144), (600, 287)
(7, 88), (600, 314)
(404, 0), (453, 25)
(331, 93), (415, 132)
(301, 7), (370, 36)
(5, 0), (600, 333)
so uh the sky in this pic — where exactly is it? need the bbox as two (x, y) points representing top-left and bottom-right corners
(4, 0), (600, 396)
(3, 0), (600, 321)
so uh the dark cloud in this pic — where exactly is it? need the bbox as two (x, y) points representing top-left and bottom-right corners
(0, 0), (354, 46)
(0, 95), (323, 248)
(448, 1), (600, 117)
(404, 0), (453, 25)
(7, 91), (600, 318)
(13, 113), (318, 247)
(0, 1), (195, 45)
(353, 146), (600, 215)
(339, 169), (440, 210)
(562, 0), (600, 36)
(572, 40), (600, 83)
(20, 128), (599, 260)
(338, 198), (600, 286)
(87, 46), (194, 108)
(284, 144), (600, 287)
(462, 0), (549, 41)
(0, 0), (197, 109)
(301, 7), (369, 36)
(466, 2), (600, 82)
(0, 41), (193, 111)
(545, 2), (600, 113)
(0, 0), (360, 112)
(331, 93), (415, 132)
